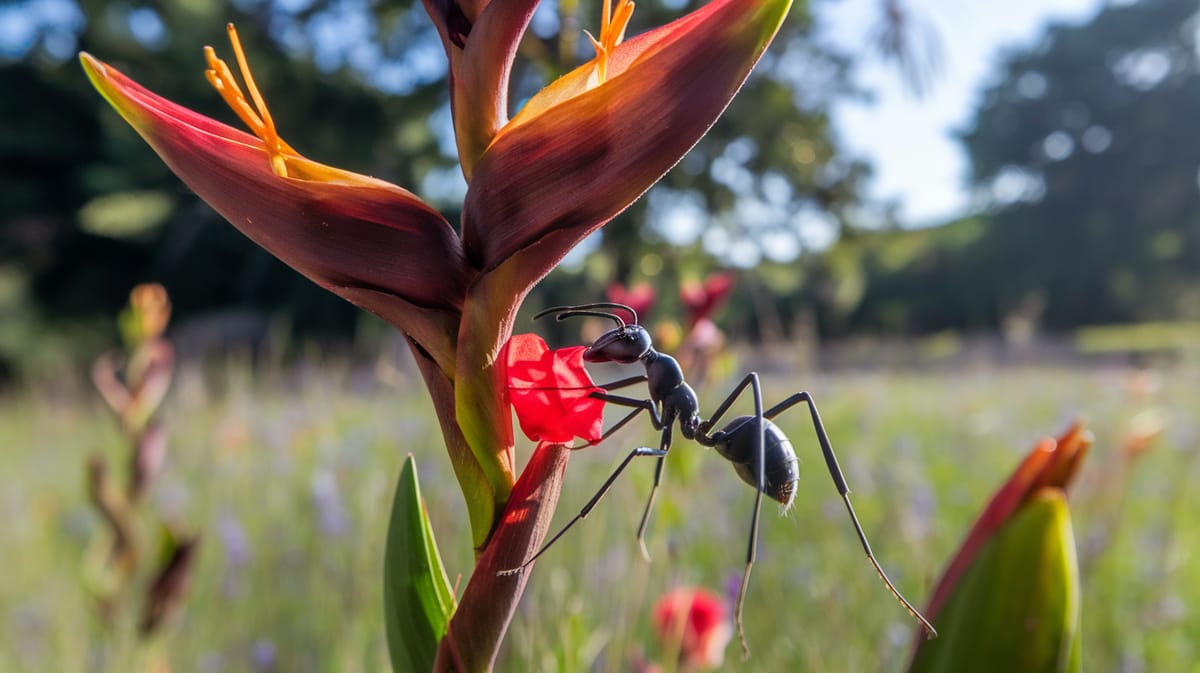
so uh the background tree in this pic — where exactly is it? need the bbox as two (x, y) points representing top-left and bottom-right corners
(842, 0), (1200, 335)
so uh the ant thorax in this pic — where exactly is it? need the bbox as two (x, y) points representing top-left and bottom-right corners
(640, 350), (680, 398)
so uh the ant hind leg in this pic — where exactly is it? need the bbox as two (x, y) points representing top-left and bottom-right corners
(764, 391), (937, 639)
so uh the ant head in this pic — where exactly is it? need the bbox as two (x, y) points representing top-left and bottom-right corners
(534, 302), (652, 364)
(584, 324), (652, 364)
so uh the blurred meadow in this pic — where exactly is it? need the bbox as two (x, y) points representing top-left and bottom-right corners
(3, 343), (1197, 672)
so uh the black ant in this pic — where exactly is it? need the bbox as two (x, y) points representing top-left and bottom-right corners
(499, 301), (937, 655)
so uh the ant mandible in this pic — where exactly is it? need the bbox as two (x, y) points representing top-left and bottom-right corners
(499, 301), (937, 655)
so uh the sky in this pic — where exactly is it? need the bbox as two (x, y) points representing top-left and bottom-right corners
(821, 0), (1108, 227)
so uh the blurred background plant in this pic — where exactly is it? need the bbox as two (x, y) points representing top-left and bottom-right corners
(83, 283), (198, 672)
(907, 423), (1089, 673)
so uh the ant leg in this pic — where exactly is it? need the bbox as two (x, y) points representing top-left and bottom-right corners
(734, 374), (766, 660)
(566, 386), (657, 450)
(591, 393), (665, 430)
(687, 372), (768, 657)
(635, 422), (674, 561)
(569, 406), (643, 450)
(578, 391), (671, 561)
(598, 375), (648, 391)
(497, 445), (668, 576)
(695, 373), (761, 439)
(765, 392), (938, 639)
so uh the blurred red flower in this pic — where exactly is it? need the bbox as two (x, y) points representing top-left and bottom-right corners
(607, 282), (657, 321)
(653, 587), (732, 670)
(680, 272), (734, 328)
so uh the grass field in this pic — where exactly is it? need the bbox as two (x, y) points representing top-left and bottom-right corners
(2, 352), (1197, 672)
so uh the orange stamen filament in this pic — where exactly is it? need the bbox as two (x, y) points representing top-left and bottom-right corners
(204, 24), (291, 177)
(587, 0), (635, 84)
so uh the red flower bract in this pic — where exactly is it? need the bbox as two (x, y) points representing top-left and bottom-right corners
(504, 334), (604, 445)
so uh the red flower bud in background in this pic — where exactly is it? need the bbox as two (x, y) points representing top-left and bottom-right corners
(680, 272), (735, 329)
(653, 587), (733, 671)
(606, 282), (657, 323)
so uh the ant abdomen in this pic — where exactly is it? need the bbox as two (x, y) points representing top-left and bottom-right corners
(714, 416), (799, 507)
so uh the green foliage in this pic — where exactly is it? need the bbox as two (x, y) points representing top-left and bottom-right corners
(383, 454), (455, 673)
(962, 0), (1200, 327)
(1074, 321), (1200, 354)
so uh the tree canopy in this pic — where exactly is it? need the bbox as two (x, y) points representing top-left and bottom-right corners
(837, 0), (1200, 335)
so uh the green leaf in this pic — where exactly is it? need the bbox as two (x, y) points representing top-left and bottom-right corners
(384, 454), (456, 673)
(908, 489), (1081, 673)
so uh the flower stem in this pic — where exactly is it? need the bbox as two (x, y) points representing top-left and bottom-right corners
(433, 442), (570, 672)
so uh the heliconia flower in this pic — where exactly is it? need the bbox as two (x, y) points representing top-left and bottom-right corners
(907, 423), (1091, 673)
(606, 282), (657, 323)
(504, 333), (604, 445)
(82, 1), (791, 668)
(80, 0), (789, 529)
(653, 587), (733, 670)
(680, 272), (734, 328)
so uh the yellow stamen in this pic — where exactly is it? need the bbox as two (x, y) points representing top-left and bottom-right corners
(587, 0), (635, 84)
(204, 24), (292, 177)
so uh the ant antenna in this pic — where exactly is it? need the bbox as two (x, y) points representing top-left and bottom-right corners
(533, 302), (638, 328)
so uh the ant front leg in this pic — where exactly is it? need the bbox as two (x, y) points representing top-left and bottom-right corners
(764, 392), (938, 639)
(579, 391), (672, 560)
(497, 445), (668, 576)
(566, 377), (650, 450)
(632, 405), (683, 561)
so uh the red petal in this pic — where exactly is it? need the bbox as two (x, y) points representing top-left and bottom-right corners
(505, 334), (604, 444)
(80, 54), (468, 340)
(682, 272), (735, 325)
(653, 588), (732, 668)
